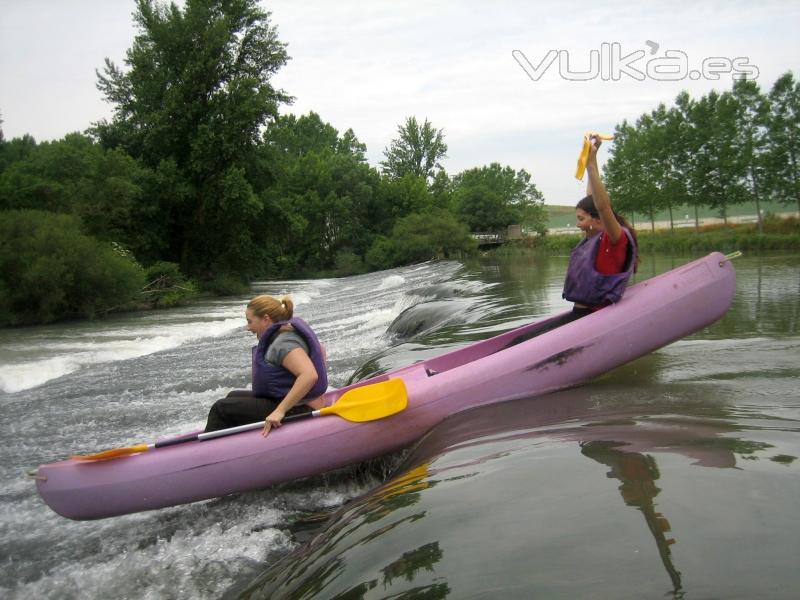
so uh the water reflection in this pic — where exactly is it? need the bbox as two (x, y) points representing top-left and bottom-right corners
(580, 441), (683, 596)
(238, 384), (792, 598)
(235, 463), (447, 599)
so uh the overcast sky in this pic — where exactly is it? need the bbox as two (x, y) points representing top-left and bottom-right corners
(1, 1), (798, 205)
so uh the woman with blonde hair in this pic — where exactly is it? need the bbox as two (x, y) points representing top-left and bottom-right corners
(204, 295), (328, 436)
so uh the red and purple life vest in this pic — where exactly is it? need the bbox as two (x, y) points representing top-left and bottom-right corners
(562, 228), (636, 306)
(251, 317), (328, 401)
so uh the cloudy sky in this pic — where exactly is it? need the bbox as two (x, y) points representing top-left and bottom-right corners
(1, 0), (798, 205)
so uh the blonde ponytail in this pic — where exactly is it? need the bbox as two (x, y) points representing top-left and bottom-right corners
(247, 294), (295, 323)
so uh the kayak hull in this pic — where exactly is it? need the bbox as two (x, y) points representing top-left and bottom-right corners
(36, 253), (736, 520)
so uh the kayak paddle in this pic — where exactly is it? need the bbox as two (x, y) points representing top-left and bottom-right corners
(71, 378), (408, 461)
(575, 132), (614, 180)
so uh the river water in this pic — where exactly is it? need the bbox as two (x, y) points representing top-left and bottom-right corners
(1, 253), (798, 599)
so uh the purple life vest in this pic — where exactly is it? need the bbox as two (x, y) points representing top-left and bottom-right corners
(251, 317), (328, 401)
(562, 228), (636, 306)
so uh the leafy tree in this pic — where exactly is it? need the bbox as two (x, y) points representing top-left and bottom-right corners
(604, 120), (641, 226)
(0, 133), (162, 260)
(608, 114), (663, 231)
(385, 209), (476, 265)
(0, 210), (145, 325)
(767, 72), (800, 214)
(672, 91), (706, 229)
(613, 104), (691, 231)
(378, 173), (433, 220)
(731, 79), (771, 232)
(381, 116), (447, 182)
(452, 163), (545, 233)
(429, 169), (454, 210)
(260, 111), (364, 162)
(650, 103), (692, 230)
(92, 0), (290, 278)
(365, 235), (394, 271)
(694, 90), (747, 223)
(259, 113), (381, 274)
(0, 134), (38, 177)
(603, 72), (799, 232)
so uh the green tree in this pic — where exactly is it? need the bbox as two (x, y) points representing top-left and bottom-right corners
(429, 169), (454, 210)
(378, 173), (433, 220)
(452, 163), (545, 233)
(650, 103), (692, 230)
(731, 79), (771, 232)
(767, 72), (800, 214)
(674, 90), (745, 225)
(606, 113), (681, 232)
(258, 113), (382, 274)
(0, 210), (145, 325)
(0, 133), (163, 261)
(381, 116), (447, 182)
(92, 0), (290, 278)
(0, 134), (38, 178)
(612, 104), (691, 232)
(672, 91), (707, 229)
(386, 209), (476, 265)
(604, 120), (643, 227)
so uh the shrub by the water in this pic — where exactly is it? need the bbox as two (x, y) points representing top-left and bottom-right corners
(200, 273), (250, 297)
(0, 210), (145, 325)
(140, 261), (198, 308)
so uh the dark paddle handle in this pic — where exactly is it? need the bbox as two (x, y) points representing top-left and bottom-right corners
(282, 410), (318, 423)
(154, 432), (201, 448)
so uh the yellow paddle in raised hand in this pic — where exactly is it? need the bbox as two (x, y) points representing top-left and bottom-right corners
(575, 132), (615, 180)
(71, 378), (408, 461)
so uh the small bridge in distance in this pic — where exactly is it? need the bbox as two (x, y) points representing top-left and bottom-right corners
(471, 226), (523, 249)
(471, 232), (505, 248)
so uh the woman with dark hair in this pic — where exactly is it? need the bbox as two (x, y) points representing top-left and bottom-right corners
(506, 134), (638, 347)
(564, 133), (639, 313)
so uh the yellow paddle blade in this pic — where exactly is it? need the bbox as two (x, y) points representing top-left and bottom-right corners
(320, 378), (408, 422)
(71, 443), (150, 461)
(575, 132), (614, 180)
(379, 463), (431, 500)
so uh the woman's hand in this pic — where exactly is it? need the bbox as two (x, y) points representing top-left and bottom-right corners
(262, 348), (319, 438)
(587, 134), (602, 162)
(262, 408), (286, 437)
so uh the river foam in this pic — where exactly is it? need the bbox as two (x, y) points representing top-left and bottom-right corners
(0, 316), (243, 394)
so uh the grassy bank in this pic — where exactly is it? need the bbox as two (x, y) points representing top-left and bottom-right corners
(545, 199), (798, 230)
(493, 216), (800, 256)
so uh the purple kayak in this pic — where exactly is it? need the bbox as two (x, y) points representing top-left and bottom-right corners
(35, 252), (736, 520)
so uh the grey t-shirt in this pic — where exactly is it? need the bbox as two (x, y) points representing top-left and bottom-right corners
(264, 331), (309, 367)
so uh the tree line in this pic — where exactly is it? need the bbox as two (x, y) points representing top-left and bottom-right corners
(604, 73), (800, 232)
(0, 0), (544, 326)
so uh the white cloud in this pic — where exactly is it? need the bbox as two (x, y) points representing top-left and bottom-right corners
(1, 0), (798, 205)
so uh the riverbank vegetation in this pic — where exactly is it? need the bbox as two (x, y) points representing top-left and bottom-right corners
(0, 0), (798, 326)
(603, 74), (800, 233)
(495, 216), (800, 256)
(0, 0), (542, 326)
